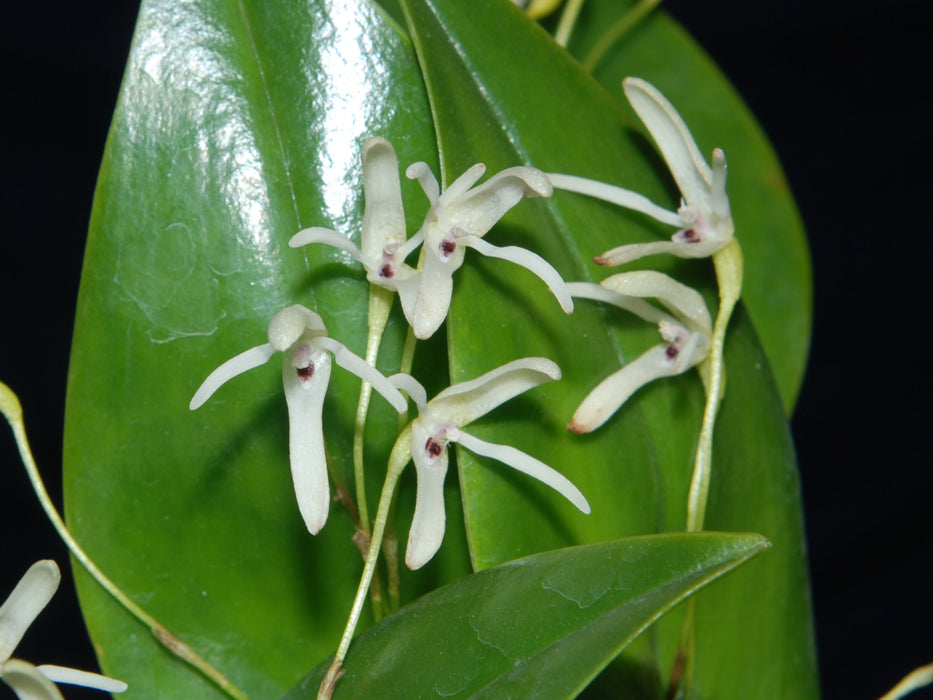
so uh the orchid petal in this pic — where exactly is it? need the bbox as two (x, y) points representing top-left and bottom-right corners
(406, 420), (450, 570)
(569, 344), (685, 434)
(361, 138), (407, 261)
(623, 77), (712, 205)
(461, 235), (574, 313)
(429, 357), (561, 427)
(454, 430), (590, 514)
(313, 337), (406, 413)
(438, 163), (487, 206)
(267, 305), (326, 351)
(546, 173), (682, 227)
(710, 147), (730, 219)
(1, 658), (64, 700)
(595, 236), (724, 267)
(188, 344), (276, 410)
(566, 281), (674, 326)
(288, 227), (369, 266)
(405, 161), (440, 204)
(409, 250), (455, 340)
(0, 562), (59, 663)
(281, 345), (332, 534)
(600, 270), (712, 332)
(389, 373), (427, 412)
(445, 166), (552, 238)
(37, 666), (127, 693)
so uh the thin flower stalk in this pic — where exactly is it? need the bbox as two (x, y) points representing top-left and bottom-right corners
(0, 382), (249, 700)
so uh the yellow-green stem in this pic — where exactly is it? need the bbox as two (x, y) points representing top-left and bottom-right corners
(685, 239), (743, 532)
(0, 382), (250, 700)
(554, 0), (585, 46)
(318, 425), (413, 700)
(582, 0), (663, 73)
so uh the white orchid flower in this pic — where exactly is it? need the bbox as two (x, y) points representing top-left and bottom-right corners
(567, 271), (712, 434)
(404, 161), (574, 339)
(548, 77), (733, 266)
(1, 561), (127, 700)
(190, 305), (406, 535)
(289, 138), (423, 320)
(390, 359), (590, 569)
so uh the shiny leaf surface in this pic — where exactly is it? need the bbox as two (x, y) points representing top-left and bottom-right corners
(286, 532), (769, 699)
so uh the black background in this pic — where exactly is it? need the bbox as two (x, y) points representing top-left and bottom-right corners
(1, 1), (929, 698)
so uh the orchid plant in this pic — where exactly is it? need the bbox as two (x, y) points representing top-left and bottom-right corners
(1, 1), (834, 699)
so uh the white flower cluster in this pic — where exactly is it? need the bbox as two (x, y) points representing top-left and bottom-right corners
(189, 77), (732, 570)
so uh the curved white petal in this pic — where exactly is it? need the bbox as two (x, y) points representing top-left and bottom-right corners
(281, 347), (332, 535)
(446, 166), (551, 238)
(389, 374), (427, 413)
(455, 430), (590, 514)
(313, 337), (406, 413)
(710, 148), (731, 220)
(188, 344), (277, 410)
(429, 357), (561, 428)
(393, 229), (424, 264)
(546, 173), (682, 227)
(405, 420), (450, 570)
(595, 237), (723, 266)
(569, 344), (682, 434)
(288, 228), (369, 266)
(405, 161), (440, 204)
(361, 138), (407, 261)
(267, 305), (326, 352)
(438, 163), (487, 206)
(0, 658), (64, 700)
(567, 281), (673, 326)
(462, 236), (573, 314)
(600, 271), (712, 332)
(409, 250), (454, 340)
(0, 562), (59, 663)
(37, 665), (127, 693)
(623, 77), (713, 205)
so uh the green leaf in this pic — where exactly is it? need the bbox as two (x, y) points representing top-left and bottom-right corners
(567, 0), (812, 413)
(63, 0), (450, 696)
(398, 0), (817, 696)
(285, 532), (769, 699)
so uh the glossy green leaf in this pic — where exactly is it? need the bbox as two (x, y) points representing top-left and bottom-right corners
(285, 532), (769, 699)
(399, 0), (817, 696)
(567, 0), (812, 414)
(62, 0), (450, 697)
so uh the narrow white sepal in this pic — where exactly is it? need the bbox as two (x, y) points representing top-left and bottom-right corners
(0, 658), (64, 700)
(189, 344), (276, 410)
(429, 357), (561, 428)
(406, 422), (449, 570)
(462, 236), (574, 314)
(569, 344), (682, 434)
(389, 374), (427, 413)
(455, 430), (590, 514)
(600, 270), (712, 332)
(595, 237), (722, 266)
(281, 348), (332, 535)
(288, 228), (369, 265)
(405, 162), (440, 203)
(566, 281), (673, 326)
(361, 138), (407, 261)
(546, 173), (683, 227)
(622, 77), (713, 203)
(37, 666), (127, 693)
(410, 250), (454, 340)
(0, 561), (60, 662)
(439, 163), (487, 206)
(314, 337), (407, 413)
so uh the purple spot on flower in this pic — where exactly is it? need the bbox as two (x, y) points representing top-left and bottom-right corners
(440, 239), (456, 257)
(297, 363), (314, 382)
(425, 437), (444, 457)
(665, 345), (680, 360)
(379, 263), (394, 278)
(681, 228), (700, 243)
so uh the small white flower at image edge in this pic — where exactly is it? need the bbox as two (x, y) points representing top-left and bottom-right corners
(1, 560), (127, 699)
